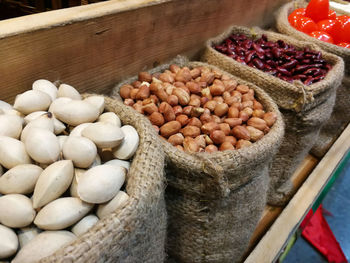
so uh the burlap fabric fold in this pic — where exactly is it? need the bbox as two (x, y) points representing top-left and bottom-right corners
(276, 0), (350, 158)
(112, 57), (285, 263)
(202, 26), (344, 206)
(40, 95), (166, 263)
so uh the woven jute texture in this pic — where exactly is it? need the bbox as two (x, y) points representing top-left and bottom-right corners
(276, 0), (350, 158)
(202, 26), (344, 205)
(40, 95), (166, 263)
(112, 56), (285, 263)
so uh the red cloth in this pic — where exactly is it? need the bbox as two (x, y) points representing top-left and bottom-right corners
(301, 205), (348, 263)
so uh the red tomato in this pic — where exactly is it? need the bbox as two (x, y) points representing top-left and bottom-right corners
(288, 8), (306, 26)
(337, 42), (350, 48)
(309, 31), (334, 43)
(328, 9), (337, 19)
(316, 19), (338, 36)
(305, 0), (329, 22)
(295, 16), (319, 34)
(333, 15), (350, 43)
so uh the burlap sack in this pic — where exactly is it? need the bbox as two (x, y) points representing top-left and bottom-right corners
(276, 0), (350, 158)
(40, 95), (166, 263)
(112, 57), (285, 263)
(202, 26), (344, 206)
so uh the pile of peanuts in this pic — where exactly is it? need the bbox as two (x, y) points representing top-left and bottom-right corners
(120, 64), (277, 153)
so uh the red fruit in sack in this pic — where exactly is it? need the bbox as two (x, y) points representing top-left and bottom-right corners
(305, 0), (330, 22)
(337, 42), (350, 48)
(333, 15), (350, 43)
(309, 31), (334, 43)
(317, 19), (338, 36)
(295, 16), (318, 34)
(328, 9), (337, 19)
(288, 8), (306, 26)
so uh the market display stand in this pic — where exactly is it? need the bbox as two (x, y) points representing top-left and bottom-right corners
(244, 124), (350, 263)
(0, 0), (348, 262)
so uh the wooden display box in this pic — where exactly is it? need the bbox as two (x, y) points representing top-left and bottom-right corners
(2, 1), (349, 262)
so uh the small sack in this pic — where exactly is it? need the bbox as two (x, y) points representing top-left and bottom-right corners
(276, 0), (350, 157)
(202, 26), (344, 205)
(41, 96), (166, 263)
(112, 57), (285, 263)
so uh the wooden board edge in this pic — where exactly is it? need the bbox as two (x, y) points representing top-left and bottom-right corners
(0, 0), (170, 39)
(244, 124), (350, 263)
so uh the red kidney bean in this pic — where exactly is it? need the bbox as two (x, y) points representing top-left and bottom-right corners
(214, 34), (332, 85)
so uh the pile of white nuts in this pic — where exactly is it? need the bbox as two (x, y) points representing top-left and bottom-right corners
(0, 80), (139, 262)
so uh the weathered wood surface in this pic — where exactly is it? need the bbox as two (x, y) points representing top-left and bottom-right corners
(0, 0), (287, 103)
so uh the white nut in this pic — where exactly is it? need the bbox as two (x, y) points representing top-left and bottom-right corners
(17, 226), (41, 248)
(84, 96), (105, 114)
(0, 194), (36, 228)
(12, 231), (76, 263)
(21, 113), (54, 143)
(32, 160), (74, 209)
(0, 100), (12, 111)
(34, 197), (93, 230)
(113, 125), (139, 160)
(77, 165), (126, 204)
(71, 214), (99, 236)
(57, 84), (82, 100)
(0, 114), (23, 139)
(69, 168), (85, 197)
(32, 79), (58, 101)
(0, 136), (31, 169)
(0, 224), (18, 259)
(23, 111), (46, 125)
(97, 191), (129, 219)
(62, 136), (97, 168)
(48, 97), (72, 113)
(57, 135), (68, 151)
(24, 128), (60, 164)
(82, 122), (124, 148)
(0, 164), (42, 194)
(53, 100), (100, 126)
(104, 159), (130, 171)
(14, 90), (52, 115)
(53, 118), (66, 135)
(69, 123), (92, 137)
(97, 112), (121, 127)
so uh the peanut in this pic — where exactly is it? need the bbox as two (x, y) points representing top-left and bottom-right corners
(133, 103), (144, 114)
(173, 105), (183, 116)
(138, 72), (152, 83)
(169, 64), (181, 74)
(132, 80), (142, 88)
(201, 122), (220, 134)
(223, 79), (237, 92)
(224, 136), (237, 146)
(214, 103), (229, 117)
(182, 106), (193, 116)
(190, 68), (201, 79)
(224, 118), (242, 128)
(242, 100), (253, 109)
(168, 133), (184, 146)
(142, 102), (158, 115)
(253, 100), (264, 110)
(181, 125), (200, 137)
(200, 97), (209, 107)
(247, 117), (267, 131)
(156, 88), (168, 102)
(160, 121), (181, 138)
(219, 142), (235, 151)
(228, 106), (239, 118)
(153, 125), (160, 133)
(130, 88), (139, 100)
(189, 97), (201, 107)
(124, 98), (134, 106)
(205, 144), (218, 153)
(149, 82), (162, 94)
(210, 130), (226, 144)
(176, 114), (189, 127)
(232, 126), (250, 140)
(149, 112), (165, 126)
(186, 82), (201, 94)
(263, 112), (277, 127)
(159, 72), (174, 83)
(194, 135), (206, 148)
(204, 100), (217, 112)
(167, 95), (179, 106)
(188, 117), (202, 128)
(239, 111), (250, 122)
(252, 109), (265, 118)
(183, 137), (199, 152)
(200, 113), (212, 124)
(236, 84), (249, 94)
(219, 123), (230, 136)
(175, 68), (192, 83)
(176, 145), (184, 151)
(190, 107), (205, 118)
(246, 126), (264, 141)
(174, 81), (185, 87)
(120, 84), (133, 99)
(173, 88), (190, 105)
(209, 84), (225, 96)
(236, 139), (252, 149)
(200, 72), (215, 85)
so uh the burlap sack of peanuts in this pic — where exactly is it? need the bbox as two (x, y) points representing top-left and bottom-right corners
(276, 0), (350, 158)
(202, 26), (344, 206)
(40, 95), (166, 263)
(112, 56), (285, 263)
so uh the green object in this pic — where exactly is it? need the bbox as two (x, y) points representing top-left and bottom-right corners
(279, 232), (297, 262)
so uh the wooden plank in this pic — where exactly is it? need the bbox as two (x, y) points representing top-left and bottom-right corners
(245, 124), (350, 263)
(0, 0), (288, 103)
(246, 154), (318, 252)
